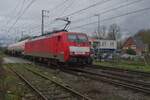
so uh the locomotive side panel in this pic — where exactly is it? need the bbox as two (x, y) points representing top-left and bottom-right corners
(24, 32), (92, 64)
(25, 33), (66, 62)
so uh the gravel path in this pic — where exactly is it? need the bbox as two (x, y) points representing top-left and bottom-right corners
(3, 57), (31, 64)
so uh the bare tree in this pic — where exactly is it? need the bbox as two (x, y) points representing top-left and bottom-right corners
(108, 24), (121, 40)
(95, 25), (107, 39)
(100, 25), (107, 38)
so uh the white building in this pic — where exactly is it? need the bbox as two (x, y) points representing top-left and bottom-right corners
(89, 38), (117, 52)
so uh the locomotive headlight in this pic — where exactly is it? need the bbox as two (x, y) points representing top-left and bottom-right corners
(70, 51), (75, 55)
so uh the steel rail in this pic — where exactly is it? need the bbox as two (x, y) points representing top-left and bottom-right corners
(8, 66), (48, 100)
(63, 67), (150, 94)
(7, 64), (92, 100)
(24, 67), (91, 100)
(91, 65), (150, 77)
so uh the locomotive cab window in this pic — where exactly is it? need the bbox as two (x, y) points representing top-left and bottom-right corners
(68, 34), (88, 42)
(68, 34), (77, 42)
(78, 35), (88, 42)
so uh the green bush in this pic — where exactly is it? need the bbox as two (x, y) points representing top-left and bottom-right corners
(126, 48), (136, 55)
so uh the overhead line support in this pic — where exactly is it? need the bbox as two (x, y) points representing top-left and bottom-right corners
(41, 10), (49, 35)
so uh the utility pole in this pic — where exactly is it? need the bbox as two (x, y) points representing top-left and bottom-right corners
(21, 31), (25, 39)
(95, 14), (101, 61)
(41, 10), (49, 35)
(95, 14), (100, 38)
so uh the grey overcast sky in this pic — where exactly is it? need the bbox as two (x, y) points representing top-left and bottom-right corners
(0, 0), (150, 43)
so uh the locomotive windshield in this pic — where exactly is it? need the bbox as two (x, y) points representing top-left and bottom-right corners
(68, 34), (77, 42)
(68, 34), (88, 42)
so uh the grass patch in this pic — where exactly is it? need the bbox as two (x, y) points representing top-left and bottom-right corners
(0, 64), (25, 100)
(0, 60), (36, 99)
(0, 51), (7, 58)
(95, 60), (150, 72)
(0, 56), (6, 100)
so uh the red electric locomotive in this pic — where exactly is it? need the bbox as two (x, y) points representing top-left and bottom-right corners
(24, 31), (92, 65)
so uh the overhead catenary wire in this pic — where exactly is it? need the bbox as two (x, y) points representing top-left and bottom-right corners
(30, 0), (142, 33)
(57, 0), (75, 17)
(70, 6), (150, 30)
(27, 0), (113, 33)
(1, 0), (25, 31)
(7, 0), (37, 32)
(45, 0), (75, 31)
(17, 0), (71, 33)
(50, 0), (70, 11)
(47, 0), (71, 20)
(5, 0), (23, 26)
(62, 0), (113, 17)
(54, 0), (143, 30)
(43, 0), (113, 29)
(44, 0), (75, 31)
(12, 0), (148, 35)
(71, 0), (143, 24)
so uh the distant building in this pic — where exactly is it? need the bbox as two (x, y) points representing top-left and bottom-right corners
(89, 39), (117, 53)
(122, 35), (148, 55)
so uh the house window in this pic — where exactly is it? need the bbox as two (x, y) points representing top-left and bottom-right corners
(110, 42), (114, 46)
(102, 41), (106, 46)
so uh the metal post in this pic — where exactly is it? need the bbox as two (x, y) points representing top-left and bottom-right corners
(21, 31), (25, 39)
(98, 15), (100, 36)
(98, 15), (101, 61)
(94, 14), (100, 38)
(95, 14), (101, 61)
(41, 10), (49, 35)
(41, 10), (44, 35)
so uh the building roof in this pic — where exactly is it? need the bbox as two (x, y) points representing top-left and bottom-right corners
(133, 35), (146, 49)
(123, 35), (147, 50)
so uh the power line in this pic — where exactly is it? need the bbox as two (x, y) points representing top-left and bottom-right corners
(62, 0), (113, 17)
(18, 0), (71, 33)
(7, 0), (26, 26)
(50, 0), (70, 11)
(59, 0), (75, 16)
(7, 0), (37, 32)
(70, 6), (150, 30)
(55, 0), (142, 29)
(5, 0), (22, 25)
(37, 0), (113, 31)
(47, 0), (70, 19)
(45, 0), (75, 30)
(16, 0), (147, 35)
(44, 0), (73, 30)
(71, 0), (142, 24)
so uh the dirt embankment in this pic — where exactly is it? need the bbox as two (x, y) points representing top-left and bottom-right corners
(0, 56), (6, 100)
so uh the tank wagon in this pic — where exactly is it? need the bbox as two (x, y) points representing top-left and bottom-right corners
(7, 39), (29, 56)
(7, 31), (92, 65)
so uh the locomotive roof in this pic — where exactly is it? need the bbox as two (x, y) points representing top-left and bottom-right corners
(29, 30), (87, 41)
(31, 30), (67, 39)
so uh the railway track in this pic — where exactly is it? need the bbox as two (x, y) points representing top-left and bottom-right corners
(90, 65), (150, 77)
(82, 65), (150, 83)
(22, 62), (150, 95)
(7, 64), (92, 100)
(62, 66), (150, 95)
